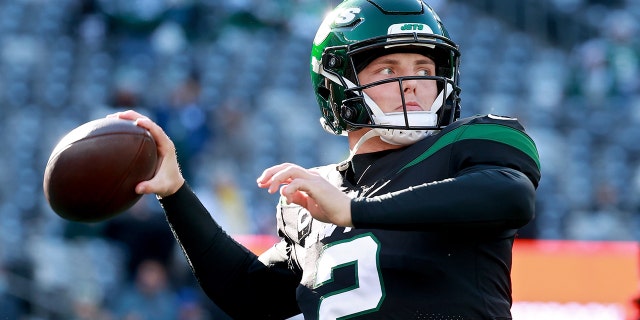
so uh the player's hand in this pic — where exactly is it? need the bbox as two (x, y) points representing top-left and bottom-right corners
(107, 110), (185, 198)
(257, 163), (353, 227)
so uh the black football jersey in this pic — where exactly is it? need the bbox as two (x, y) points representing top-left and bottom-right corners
(271, 114), (540, 319)
(160, 114), (540, 320)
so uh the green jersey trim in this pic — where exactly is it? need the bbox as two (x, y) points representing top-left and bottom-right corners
(399, 123), (541, 172)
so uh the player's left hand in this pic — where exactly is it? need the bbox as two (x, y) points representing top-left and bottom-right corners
(257, 163), (353, 227)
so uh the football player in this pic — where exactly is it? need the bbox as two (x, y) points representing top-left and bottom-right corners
(113, 0), (541, 319)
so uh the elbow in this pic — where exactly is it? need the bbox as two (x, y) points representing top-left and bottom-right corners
(501, 171), (537, 229)
(508, 192), (535, 229)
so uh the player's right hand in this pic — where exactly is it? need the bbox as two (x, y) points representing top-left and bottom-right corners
(257, 163), (353, 227)
(108, 110), (185, 198)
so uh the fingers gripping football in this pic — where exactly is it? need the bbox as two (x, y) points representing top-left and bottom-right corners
(257, 163), (352, 227)
(108, 110), (185, 198)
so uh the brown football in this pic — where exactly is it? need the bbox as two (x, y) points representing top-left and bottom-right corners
(43, 117), (158, 222)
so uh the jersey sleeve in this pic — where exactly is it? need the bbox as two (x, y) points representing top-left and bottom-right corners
(351, 116), (541, 232)
(351, 165), (536, 231)
(159, 182), (301, 319)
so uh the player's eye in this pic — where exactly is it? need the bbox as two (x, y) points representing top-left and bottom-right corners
(417, 69), (432, 76)
(379, 67), (394, 75)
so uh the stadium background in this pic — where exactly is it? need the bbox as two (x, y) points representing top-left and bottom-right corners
(0, 0), (638, 319)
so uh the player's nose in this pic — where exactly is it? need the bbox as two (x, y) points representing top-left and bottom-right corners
(402, 78), (418, 93)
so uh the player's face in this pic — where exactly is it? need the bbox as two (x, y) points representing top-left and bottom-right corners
(357, 53), (438, 113)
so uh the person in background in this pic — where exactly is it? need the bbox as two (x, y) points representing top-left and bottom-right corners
(110, 259), (179, 320)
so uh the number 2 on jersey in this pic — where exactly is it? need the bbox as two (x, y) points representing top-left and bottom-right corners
(314, 233), (385, 319)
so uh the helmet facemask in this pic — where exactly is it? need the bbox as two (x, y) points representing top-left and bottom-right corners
(319, 31), (460, 145)
(344, 77), (454, 145)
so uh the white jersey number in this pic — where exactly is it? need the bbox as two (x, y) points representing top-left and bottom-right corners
(314, 233), (385, 319)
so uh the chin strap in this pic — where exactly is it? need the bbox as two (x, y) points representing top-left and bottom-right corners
(336, 129), (381, 172)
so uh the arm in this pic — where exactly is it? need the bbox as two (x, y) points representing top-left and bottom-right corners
(110, 111), (301, 319)
(161, 182), (302, 319)
(350, 165), (536, 231)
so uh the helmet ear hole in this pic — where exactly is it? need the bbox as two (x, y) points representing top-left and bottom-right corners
(340, 102), (369, 125)
(341, 104), (357, 122)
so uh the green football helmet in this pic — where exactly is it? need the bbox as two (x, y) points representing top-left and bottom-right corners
(311, 0), (461, 145)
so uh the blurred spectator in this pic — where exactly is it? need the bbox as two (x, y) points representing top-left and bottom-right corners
(175, 287), (225, 320)
(0, 294), (24, 320)
(566, 183), (634, 240)
(110, 259), (179, 320)
(566, 39), (614, 104)
(103, 196), (175, 280)
(566, 9), (639, 101)
(153, 70), (212, 182)
(70, 295), (112, 320)
(0, 260), (32, 319)
(603, 10), (639, 96)
(196, 161), (251, 235)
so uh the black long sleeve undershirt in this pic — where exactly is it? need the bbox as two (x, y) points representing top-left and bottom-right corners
(351, 166), (536, 231)
(159, 183), (301, 319)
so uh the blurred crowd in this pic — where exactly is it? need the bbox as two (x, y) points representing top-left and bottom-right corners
(0, 0), (639, 318)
